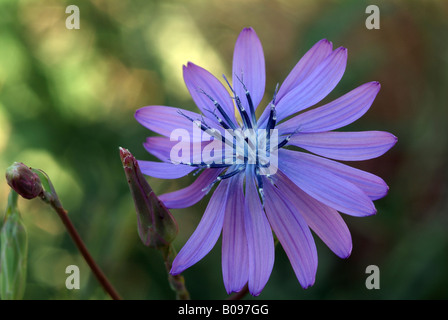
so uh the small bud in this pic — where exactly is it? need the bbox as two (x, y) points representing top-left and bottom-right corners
(119, 147), (178, 248)
(5, 162), (43, 199)
(1, 191), (28, 300)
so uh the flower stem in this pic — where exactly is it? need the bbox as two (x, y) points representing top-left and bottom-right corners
(161, 245), (190, 300)
(50, 200), (122, 300)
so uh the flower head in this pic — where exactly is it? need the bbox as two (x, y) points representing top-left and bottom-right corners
(135, 27), (397, 296)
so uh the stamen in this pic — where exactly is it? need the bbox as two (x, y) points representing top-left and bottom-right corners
(205, 109), (230, 130)
(259, 160), (272, 168)
(218, 166), (245, 180)
(275, 126), (302, 150)
(255, 166), (265, 206)
(203, 110), (231, 164)
(276, 135), (290, 149)
(177, 110), (237, 151)
(222, 74), (252, 130)
(176, 109), (195, 122)
(272, 83), (279, 105)
(222, 74), (234, 93)
(198, 89), (237, 130)
(177, 110), (211, 132)
(192, 167), (203, 176)
(238, 100), (253, 130)
(187, 162), (231, 168)
(258, 188), (265, 208)
(201, 165), (245, 193)
(266, 83), (280, 133)
(235, 74), (257, 127)
(264, 174), (275, 186)
(266, 103), (277, 132)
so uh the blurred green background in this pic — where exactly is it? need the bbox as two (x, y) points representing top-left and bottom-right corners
(1, 0), (447, 300)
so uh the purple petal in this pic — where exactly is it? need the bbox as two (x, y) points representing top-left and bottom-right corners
(159, 168), (223, 209)
(143, 137), (177, 162)
(170, 178), (230, 275)
(288, 131), (398, 161)
(138, 160), (195, 179)
(244, 169), (274, 296)
(222, 174), (249, 294)
(135, 106), (201, 138)
(274, 170), (352, 258)
(277, 82), (381, 135)
(275, 39), (333, 103)
(183, 62), (237, 126)
(278, 149), (376, 216)
(284, 150), (389, 200)
(263, 177), (317, 289)
(265, 47), (347, 124)
(232, 27), (266, 116)
(143, 136), (217, 164)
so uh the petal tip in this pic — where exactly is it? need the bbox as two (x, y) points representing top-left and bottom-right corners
(242, 26), (255, 33)
(384, 184), (390, 196)
(341, 253), (352, 260)
(363, 203), (378, 217)
(370, 81), (381, 91)
(249, 289), (263, 297)
(237, 27), (260, 42)
(134, 107), (148, 122)
(169, 263), (184, 276)
(169, 268), (179, 276)
(301, 279), (316, 290)
(340, 244), (353, 259)
(375, 183), (390, 200)
(184, 61), (198, 70)
(392, 134), (398, 144)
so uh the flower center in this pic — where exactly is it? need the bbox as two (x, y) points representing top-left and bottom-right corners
(176, 77), (286, 201)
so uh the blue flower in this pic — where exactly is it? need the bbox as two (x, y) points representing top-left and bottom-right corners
(135, 27), (397, 296)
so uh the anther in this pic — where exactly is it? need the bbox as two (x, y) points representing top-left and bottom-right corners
(276, 126), (302, 150)
(266, 103), (277, 132)
(255, 166), (265, 206)
(272, 83), (279, 105)
(201, 165), (245, 193)
(222, 74), (253, 130)
(198, 89), (237, 130)
(235, 74), (257, 127)
(205, 109), (230, 130)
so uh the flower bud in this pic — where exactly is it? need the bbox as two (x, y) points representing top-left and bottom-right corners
(119, 147), (178, 248)
(5, 162), (43, 199)
(1, 191), (28, 300)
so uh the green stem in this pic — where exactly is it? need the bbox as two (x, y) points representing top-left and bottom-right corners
(4, 190), (19, 220)
(49, 200), (122, 300)
(161, 245), (190, 300)
(32, 168), (121, 300)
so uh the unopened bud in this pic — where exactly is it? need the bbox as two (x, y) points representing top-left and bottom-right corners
(5, 162), (43, 199)
(119, 147), (178, 248)
(1, 191), (28, 300)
